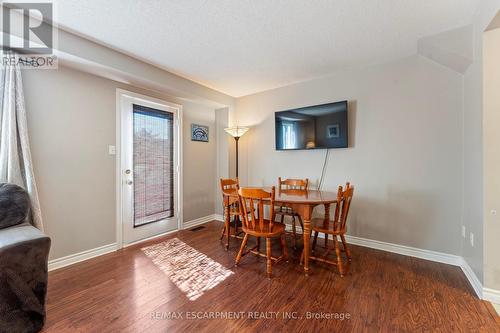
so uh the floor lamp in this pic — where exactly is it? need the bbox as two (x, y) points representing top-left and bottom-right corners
(224, 126), (249, 178)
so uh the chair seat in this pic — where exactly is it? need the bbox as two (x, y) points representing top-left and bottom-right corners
(311, 218), (344, 234)
(242, 221), (286, 237)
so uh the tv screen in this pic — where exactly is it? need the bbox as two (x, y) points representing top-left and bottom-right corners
(275, 101), (348, 150)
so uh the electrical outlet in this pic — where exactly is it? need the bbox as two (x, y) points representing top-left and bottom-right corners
(108, 145), (116, 155)
(461, 226), (466, 238)
(470, 232), (474, 247)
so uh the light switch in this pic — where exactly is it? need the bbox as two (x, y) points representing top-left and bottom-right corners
(108, 145), (116, 155)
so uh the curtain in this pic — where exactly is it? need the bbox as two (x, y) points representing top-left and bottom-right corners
(0, 53), (44, 231)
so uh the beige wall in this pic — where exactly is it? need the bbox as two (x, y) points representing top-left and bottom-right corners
(22, 66), (217, 260)
(182, 104), (217, 222)
(483, 27), (500, 291)
(215, 107), (230, 216)
(235, 55), (464, 255)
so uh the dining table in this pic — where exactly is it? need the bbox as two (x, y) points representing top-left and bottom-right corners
(223, 187), (339, 275)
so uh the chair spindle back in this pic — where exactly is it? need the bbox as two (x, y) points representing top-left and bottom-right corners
(220, 178), (239, 206)
(332, 183), (354, 232)
(278, 177), (309, 190)
(238, 187), (276, 230)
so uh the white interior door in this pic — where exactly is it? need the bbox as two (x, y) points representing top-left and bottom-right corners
(118, 90), (181, 245)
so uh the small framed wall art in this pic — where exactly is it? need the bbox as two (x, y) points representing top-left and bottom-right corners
(191, 124), (209, 142)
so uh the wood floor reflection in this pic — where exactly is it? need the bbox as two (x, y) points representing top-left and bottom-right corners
(141, 237), (233, 301)
(43, 221), (499, 332)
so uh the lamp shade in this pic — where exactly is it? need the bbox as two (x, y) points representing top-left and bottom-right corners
(224, 126), (249, 138)
(306, 141), (316, 149)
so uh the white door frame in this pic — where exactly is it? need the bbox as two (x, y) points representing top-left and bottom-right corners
(115, 89), (183, 248)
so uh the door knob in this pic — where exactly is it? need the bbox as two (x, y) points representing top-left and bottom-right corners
(125, 169), (131, 174)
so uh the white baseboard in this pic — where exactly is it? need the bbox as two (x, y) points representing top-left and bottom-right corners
(345, 236), (500, 301)
(483, 287), (500, 304)
(458, 257), (483, 298)
(48, 215), (220, 271)
(344, 235), (462, 266)
(183, 214), (220, 230)
(48, 243), (118, 271)
(284, 224), (461, 265)
(48, 217), (499, 304)
(282, 223), (486, 298)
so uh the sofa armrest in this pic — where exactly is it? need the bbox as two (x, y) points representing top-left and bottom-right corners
(0, 224), (51, 333)
(0, 223), (49, 250)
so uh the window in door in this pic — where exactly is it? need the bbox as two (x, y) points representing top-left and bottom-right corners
(132, 104), (174, 227)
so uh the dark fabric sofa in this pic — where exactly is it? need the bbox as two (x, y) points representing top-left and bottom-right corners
(0, 183), (51, 333)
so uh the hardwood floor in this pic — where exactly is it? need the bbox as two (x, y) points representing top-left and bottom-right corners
(43, 221), (499, 332)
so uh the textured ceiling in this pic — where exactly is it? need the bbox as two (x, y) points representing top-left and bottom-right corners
(51, 0), (479, 97)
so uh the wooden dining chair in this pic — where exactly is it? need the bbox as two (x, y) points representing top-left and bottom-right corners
(236, 187), (288, 278)
(275, 177), (308, 248)
(301, 183), (354, 277)
(220, 178), (243, 250)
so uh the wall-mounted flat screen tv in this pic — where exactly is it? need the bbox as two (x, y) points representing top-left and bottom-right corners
(275, 101), (348, 150)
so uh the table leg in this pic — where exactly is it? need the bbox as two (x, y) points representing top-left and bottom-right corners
(324, 203), (331, 249)
(225, 205), (230, 250)
(302, 205), (313, 275)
